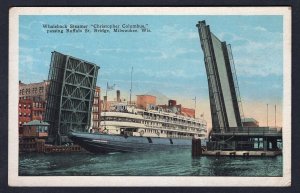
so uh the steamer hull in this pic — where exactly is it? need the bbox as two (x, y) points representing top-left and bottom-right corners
(68, 131), (206, 154)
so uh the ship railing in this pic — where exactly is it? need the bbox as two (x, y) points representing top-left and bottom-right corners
(212, 127), (282, 136)
(143, 117), (203, 129)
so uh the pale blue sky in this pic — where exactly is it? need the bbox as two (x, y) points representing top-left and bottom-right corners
(19, 15), (283, 111)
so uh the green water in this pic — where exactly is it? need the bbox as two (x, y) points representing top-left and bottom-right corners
(19, 148), (282, 176)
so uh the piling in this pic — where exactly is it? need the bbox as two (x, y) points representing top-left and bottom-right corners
(192, 138), (202, 156)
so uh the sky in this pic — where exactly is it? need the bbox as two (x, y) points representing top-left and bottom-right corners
(19, 15), (283, 128)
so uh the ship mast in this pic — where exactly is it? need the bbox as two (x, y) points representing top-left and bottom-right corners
(129, 66), (133, 105)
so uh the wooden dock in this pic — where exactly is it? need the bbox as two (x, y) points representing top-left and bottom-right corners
(201, 150), (282, 157)
(43, 144), (82, 153)
(20, 138), (83, 153)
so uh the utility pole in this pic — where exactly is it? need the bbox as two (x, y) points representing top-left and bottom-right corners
(129, 67), (133, 105)
(275, 104), (277, 128)
(267, 104), (269, 127)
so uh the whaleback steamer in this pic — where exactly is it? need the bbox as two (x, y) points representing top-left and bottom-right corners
(69, 103), (207, 153)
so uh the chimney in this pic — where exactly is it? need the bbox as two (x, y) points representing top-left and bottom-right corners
(168, 100), (176, 107)
(103, 96), (107, 111)
(116, 90), (121, 102)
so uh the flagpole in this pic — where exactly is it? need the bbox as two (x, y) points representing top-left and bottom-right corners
(105, 82), (108, 111)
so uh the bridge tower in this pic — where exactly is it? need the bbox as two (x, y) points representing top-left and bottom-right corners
(196, 20), (242, 133)
(44, 51), (100, 144)
(196, 21), (282, 151)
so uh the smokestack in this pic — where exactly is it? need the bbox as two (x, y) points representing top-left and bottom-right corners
(117, 90), (120, 102)
(104, 96), (107, 111)
(168, 100), (176, 107)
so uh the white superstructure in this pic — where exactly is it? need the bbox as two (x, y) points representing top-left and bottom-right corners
(99, 104), (207, 140)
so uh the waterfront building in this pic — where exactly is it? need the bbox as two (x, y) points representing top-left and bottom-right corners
(158, 100), (196, 118)
(136, 95), (156, 110)
(91, 86), (101, 132)
(19, 120), (49, 152)
(18, 81), (50, 132)
(19, 99), (32, 131)
(19, 80), (49, 101)
(242, 118), (259, 127)
(181, 107), (196, 118)
(18, 98), (46, 131)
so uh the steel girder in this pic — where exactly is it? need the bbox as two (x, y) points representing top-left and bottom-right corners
(196, 20), (242, 133)
(45, 51), (100, 140)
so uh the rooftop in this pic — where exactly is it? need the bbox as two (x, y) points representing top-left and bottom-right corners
(23, 120), (50, 126)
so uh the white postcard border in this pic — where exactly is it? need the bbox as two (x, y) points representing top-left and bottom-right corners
(8, 7), (291, 187)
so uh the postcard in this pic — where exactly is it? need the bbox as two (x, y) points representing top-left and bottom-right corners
(9, 7), (291, 186)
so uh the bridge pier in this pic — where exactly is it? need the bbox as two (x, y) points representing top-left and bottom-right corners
(192, 138), (202, 156)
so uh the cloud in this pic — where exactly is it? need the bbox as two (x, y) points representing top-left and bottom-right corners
(20, 20), (45, 30)
(221, 26), (283, 77)
(19, 55), (35, 71)
(233, 40), (282, 77)
(158, 24), (199, 43)
(19, 33), (30, 40)
(144, 47), (198, 60)
(254, 26), (267, 32)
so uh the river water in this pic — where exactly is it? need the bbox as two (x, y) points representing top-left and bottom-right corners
(19, 148), (282, 176)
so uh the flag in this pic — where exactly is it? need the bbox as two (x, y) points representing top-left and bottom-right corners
(107, 82), (115, 91)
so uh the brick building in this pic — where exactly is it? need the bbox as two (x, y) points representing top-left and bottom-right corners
(19, 120), (49, 152)
(181, 107), (196, 118)
(136, 95), (156, 110)
(19, 80), (49, 101)
(19, 81), (49, 131)
(19, 80), (101, 133)
(19, 99), (32, 131)
(19, 99), (46, 131)
(158, 99), (196, 118)
(92, 86), (101, 132)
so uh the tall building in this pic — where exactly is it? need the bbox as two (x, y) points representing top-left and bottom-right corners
(19, 99), (32, 132)
(44, 51), (100, 144)
(19, 80), (49, 101)
(18, 81), (49, 131)
(92, 86), (101, 132)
